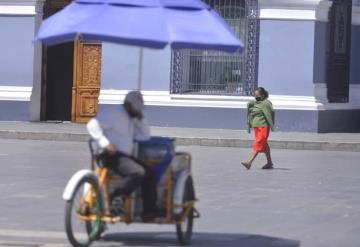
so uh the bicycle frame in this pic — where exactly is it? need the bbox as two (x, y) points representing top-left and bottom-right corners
(77, 140), (197, 225)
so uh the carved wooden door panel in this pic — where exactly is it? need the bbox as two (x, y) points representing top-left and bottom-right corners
(72, 41), (102, 123)
(327, 0), (352, 103)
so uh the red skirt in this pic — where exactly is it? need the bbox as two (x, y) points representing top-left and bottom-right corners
(253, 127), (270, 153)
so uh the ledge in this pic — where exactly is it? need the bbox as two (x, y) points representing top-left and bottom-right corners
(0, 5), (35, 15)
(2, 86), (360, 111)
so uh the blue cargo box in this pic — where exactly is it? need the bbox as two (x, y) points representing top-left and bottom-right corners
(136, 137), (175, 181)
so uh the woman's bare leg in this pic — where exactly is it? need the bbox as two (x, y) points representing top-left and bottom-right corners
(265, 144), (273, 164)
(248, 151), (259, 164)
(262, 144), (274, 169)
(242, 151), (258, 169)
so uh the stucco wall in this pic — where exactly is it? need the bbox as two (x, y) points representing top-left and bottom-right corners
(258, 20), (315, 96)
(101, 43), (171, 91)
(0, 16), (34, 86)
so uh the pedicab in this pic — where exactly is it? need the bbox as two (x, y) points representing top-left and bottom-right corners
(62, 137), (199, 246)
(36, 1), (243, 246)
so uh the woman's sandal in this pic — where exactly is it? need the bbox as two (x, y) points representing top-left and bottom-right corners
(262, 163), (274, 169)
(241, 162), (251, 170)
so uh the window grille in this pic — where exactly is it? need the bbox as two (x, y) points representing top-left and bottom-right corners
(170, 0), (259, 96)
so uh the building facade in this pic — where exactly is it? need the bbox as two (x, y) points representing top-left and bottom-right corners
(0, 0), (359, 132)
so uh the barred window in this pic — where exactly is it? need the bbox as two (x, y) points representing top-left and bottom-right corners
(170, 0), (259, 96)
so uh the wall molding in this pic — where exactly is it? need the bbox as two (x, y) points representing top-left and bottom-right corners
(0, 0), (37, 4)
(314, 83), (360, 110)
(259, 0), (360, 23)
(3, 86), (360, 111)
(0, 5), (35, 16)
(260, 9), (316, 20)
(259, 0), (321, 20)
(353, 6), (360, 25)
(0, 86), (32, 101)
(315, 0), (332, 22)
(1, 1), (358, 23)
(99, 90), (320, 111)
(259, 0), (322, 10)
(315, 1), (360, 25)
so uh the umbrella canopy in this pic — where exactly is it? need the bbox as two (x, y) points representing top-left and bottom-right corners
(36, 0), (243, 53)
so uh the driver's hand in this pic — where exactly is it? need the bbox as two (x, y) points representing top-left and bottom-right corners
(106, 144), (117, 155)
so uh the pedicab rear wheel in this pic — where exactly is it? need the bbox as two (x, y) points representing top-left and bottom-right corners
(176, 176), (195, 245)
(65, 176), (102, 247)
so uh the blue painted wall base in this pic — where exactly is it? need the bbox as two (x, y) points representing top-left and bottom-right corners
(318, 110), (360, 133)
(0, 101), (29, 121)
(99, 104), (319, 132)
(1, 101), (359, 133)
(99, 104), (360, 133)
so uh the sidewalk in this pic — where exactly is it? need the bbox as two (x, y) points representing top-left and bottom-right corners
(0, 121), (359, 152)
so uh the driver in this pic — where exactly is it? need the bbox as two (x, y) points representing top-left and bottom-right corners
(86, 91), (158, 220)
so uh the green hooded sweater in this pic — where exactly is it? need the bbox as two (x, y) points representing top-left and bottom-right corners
(247, 99), (275, 132)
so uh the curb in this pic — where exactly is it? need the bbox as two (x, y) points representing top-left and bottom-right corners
(174, 137), (360, 152)
(1, 130), (359, 152)
(0, 130), (89, 142)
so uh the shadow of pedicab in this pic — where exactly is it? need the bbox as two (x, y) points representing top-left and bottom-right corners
(100, 232), (300, 247)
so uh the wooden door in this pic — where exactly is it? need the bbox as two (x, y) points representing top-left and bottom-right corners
(72, 41), (102, 123)
(326, 0), (352, 103)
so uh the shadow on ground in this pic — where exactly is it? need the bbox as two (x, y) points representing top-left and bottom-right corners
(271, 167), (291, 171)
(101, 232), (300, 247)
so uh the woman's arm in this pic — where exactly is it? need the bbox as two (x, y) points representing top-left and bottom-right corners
(247, 101), (255, 133)
(262, 101), (275, 131)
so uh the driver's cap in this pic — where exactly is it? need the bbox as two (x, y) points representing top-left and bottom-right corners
(124, 91), (145, 112)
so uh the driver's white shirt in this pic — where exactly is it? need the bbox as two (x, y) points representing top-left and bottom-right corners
(87, 105), (150, 155)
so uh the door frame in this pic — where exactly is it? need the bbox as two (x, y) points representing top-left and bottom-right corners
(33, 0), (102, 123)
(39, 0), (73, 121)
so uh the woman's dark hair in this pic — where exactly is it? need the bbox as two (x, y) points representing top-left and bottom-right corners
(256, 87), (269, 99)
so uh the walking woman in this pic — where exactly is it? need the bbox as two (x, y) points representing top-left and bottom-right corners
(242, 87), (275, 170)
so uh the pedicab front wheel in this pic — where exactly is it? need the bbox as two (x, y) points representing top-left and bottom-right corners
(65, 176), (102, 247)
(176, 176), (195, 245)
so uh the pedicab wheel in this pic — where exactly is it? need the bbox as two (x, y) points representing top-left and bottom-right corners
(176, 176), (195, 245)
(65, 176), (102, 247)
(85, 209), (106, 241)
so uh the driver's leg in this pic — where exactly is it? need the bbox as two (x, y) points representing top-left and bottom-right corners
(110, 156), (145, 198)
(140, 165), (158, 217)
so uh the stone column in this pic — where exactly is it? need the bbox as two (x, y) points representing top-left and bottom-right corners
(314, 0), (359, 106)
(350, 2), (360, 105)
(30, 0), (45, 121)
(313, 0), (332, 104)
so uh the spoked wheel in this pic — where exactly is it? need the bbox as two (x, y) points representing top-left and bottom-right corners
(65, 176), (103, 247)
(176, 176), (195, 245)
(85, 208), (106, 241)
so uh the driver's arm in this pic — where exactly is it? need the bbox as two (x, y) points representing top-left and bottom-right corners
(87, 118), (117, 154)
(87, 118), (113, 150)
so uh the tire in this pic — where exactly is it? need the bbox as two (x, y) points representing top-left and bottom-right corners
(176, 176), (195, 245)
(65, 176), (102, 247)
(85, 209), (105, 241)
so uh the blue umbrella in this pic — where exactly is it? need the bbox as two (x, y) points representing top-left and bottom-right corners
(36, 0), (244, 88)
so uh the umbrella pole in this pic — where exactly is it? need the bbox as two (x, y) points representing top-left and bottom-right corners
(137, 48), (144, 91)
